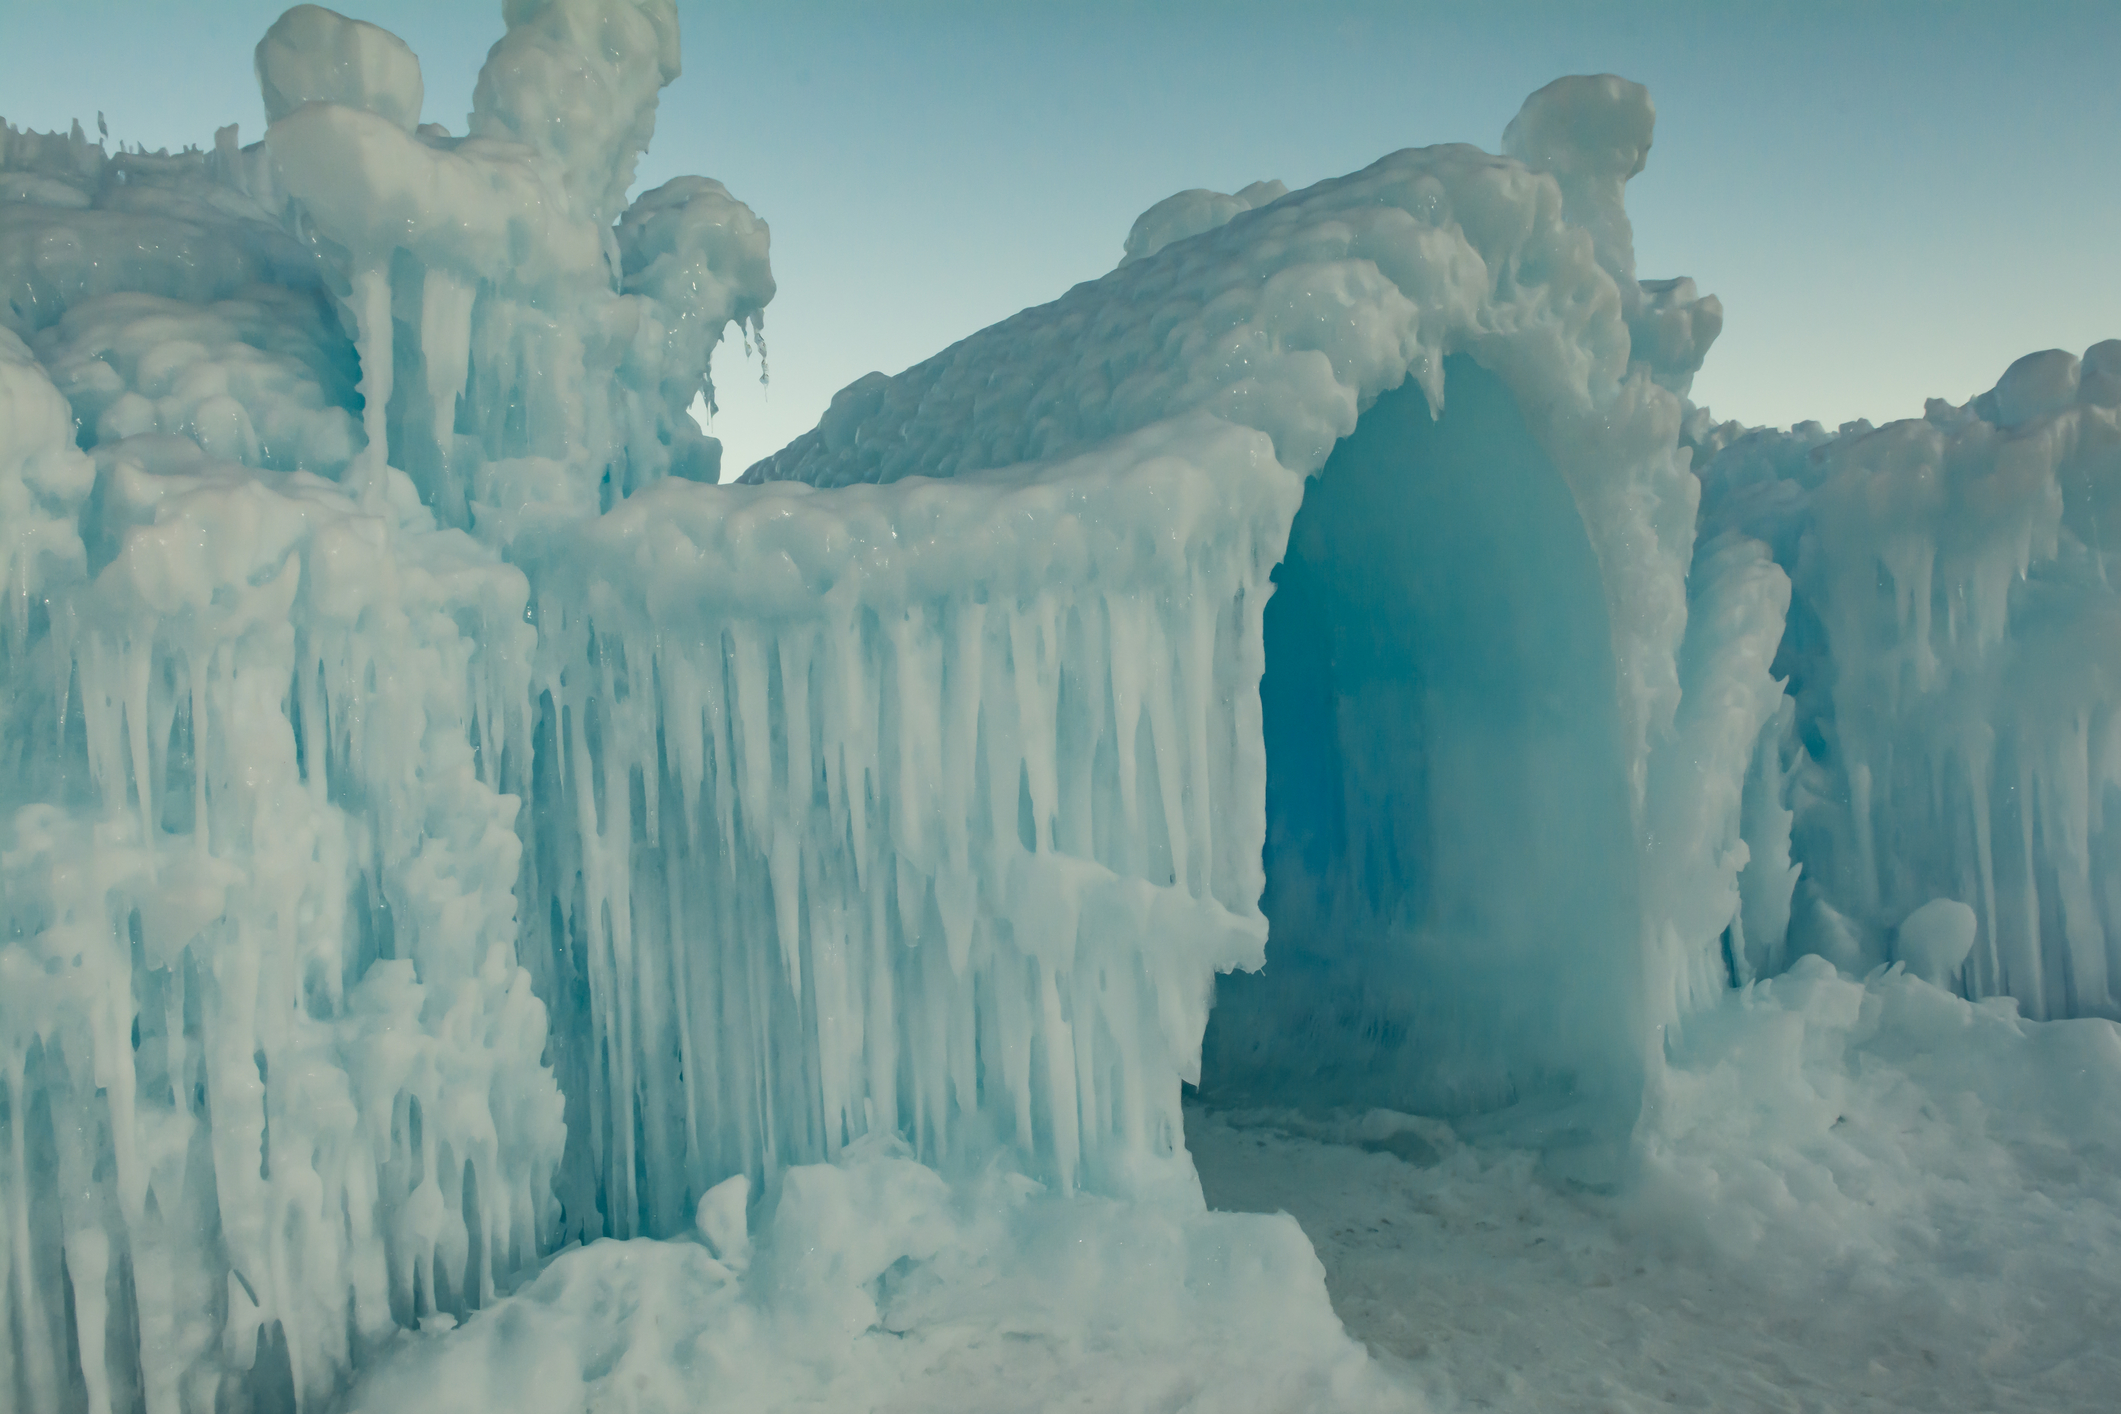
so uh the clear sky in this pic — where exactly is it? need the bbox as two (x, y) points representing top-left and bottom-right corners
(4, 1), (2117, 477)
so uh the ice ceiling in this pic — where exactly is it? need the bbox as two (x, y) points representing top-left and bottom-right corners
(3, 3), (2119, 1412)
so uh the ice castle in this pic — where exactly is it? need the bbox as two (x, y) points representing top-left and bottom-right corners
(4, 4), (2119, 1411)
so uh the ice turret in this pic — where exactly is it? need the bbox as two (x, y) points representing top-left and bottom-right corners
(1117, 179), (1287, 266)
(1504, 75), (1723, 396)
(255, 0), (769, 525)
(256, 6), (425, 133)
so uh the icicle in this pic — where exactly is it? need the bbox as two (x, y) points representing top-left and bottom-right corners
(421, 269), (476, 468)
(348, 261), (394, 507)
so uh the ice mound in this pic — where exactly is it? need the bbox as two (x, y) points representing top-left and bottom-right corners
(1194, 958), (2121, 1411)
(1642, 955), (2121, 1259)
(1893, 896), (1977, 986)
(339, 1136), (1405, 1414)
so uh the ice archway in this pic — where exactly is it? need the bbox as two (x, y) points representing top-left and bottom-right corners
(1206, 356), (1646, 1123)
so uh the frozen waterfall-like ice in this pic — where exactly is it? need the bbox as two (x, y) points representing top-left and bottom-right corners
(5, 4), (2121, 1411)
(1694, 339), (2121, 1019)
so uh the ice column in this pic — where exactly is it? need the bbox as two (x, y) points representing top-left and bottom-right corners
(0, 17), (587, 1406)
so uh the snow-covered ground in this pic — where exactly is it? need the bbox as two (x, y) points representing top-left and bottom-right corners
(1193, 959), (2121, 1413)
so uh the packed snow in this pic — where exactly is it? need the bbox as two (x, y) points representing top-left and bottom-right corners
(2, 4), (2118, 1412)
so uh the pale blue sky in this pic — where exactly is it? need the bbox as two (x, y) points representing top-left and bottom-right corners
(4, 1), (2116, 475)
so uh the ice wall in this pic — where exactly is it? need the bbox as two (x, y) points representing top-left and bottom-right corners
(1697, 341), (2121, 1020)
(514, 416), (1295, 1234)
(0, 2), (774, 1407)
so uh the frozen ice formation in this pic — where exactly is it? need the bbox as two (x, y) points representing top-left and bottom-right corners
(255, 8), (424, 134)
(0, 1), (770, 1407)
(3, 4), (2120, 1412)
(516, 415), (1297, 1238)
(746, 73), (1737, 1136)
(336, 1133), (1403, 1414)
(1696, 337), (2121, 1019)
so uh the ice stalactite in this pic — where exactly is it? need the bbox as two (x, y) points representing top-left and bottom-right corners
(516, 418), (1298, 1236)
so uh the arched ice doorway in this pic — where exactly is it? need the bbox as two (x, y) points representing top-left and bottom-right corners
(1201, 356), (1647, 1131)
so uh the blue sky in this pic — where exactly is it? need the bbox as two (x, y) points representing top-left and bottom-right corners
(5, 1), (2117, 475)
